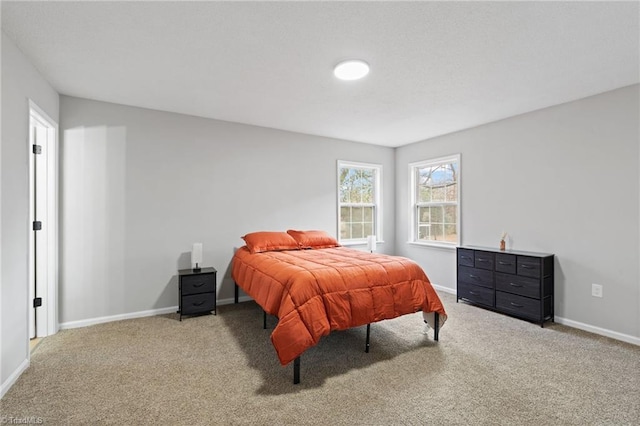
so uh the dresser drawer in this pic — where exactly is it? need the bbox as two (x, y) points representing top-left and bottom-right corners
(517, 256), (541, 278)
(474, 251), (495, 270)
(457, 249), (474, 267)
(458, 265), (494, 288)
(458, 282), (494, 308)
(496, 291), (539, 321)
(496, 273), (541, 299)
(181, 293), (215, 315)
(495, 254), (516, 274)
(181, 273), (215, 296)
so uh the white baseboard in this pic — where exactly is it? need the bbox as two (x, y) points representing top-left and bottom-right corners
(554, 316), (640, 346)
(1, 358), (29, 399)
(59, 295), (255, 330)
(59, 306), (179, 330)
(217, 295), (253, 305)
(432, 283), (456, 295)
(430, 285), (639, 347)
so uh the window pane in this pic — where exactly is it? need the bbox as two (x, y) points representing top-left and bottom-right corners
(431, 223), (444, 241)
(418, 206), (429, 223)
(351, 223), (364, 239)
(445, 182), (457, 202)
(340, 206), (350, 239)
(361, 185), (373, 203)
(431, 164), (454, 185)
(340, 187), (349, 203)
(418, 185), (431, 203)
(431, 206), (443, 222)
(340, 168), (363, 203)
(340, 222), (350, 239)
(340, 206), (350, 222)
(363, 206), (373, 222)
(444, 205), (456, 224)
(444, 224), (457, 242)
(418, 225), (431, 240)
(363, 223), (373, 237)
(431, 185), (445, 202)
(351, 207), (363, 222)
(418, 167), (431, 185)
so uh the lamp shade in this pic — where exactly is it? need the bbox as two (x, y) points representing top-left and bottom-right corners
(366, 235), (377, 252)
(191, 243), (203, 267)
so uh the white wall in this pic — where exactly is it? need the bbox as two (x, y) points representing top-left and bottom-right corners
(1, 32), (59, 394)
(59, 96), (395, 324)
(396, 85), (640, 341)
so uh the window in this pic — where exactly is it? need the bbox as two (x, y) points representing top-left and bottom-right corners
(410, 155), (460, 246)
(337, 161), (382, 244)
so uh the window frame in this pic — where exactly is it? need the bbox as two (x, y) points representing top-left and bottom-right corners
(337, 160), (382, 246)
(408, 154), (461, 248)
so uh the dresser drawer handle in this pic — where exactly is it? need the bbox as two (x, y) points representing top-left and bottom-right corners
(498, 261), (512, 265)
(510, 302), (524, 308)
(469, 291), (479, 295)
(520, 264), (534, 269)
(192, 300), (206, 306)
(469, 274), (479, 279)
(461, 255), (471, 259)
(509, 283), (523, 287)
(477, 258), (489, 262)
(192, 282), (206, 288)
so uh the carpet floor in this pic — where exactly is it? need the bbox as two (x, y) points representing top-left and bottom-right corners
(2, 292), (639, 425)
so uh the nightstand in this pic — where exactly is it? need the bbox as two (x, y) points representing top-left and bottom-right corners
(178, 267), (217, 321)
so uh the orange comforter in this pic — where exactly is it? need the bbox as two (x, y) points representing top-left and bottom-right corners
(232, 246), (447, 365)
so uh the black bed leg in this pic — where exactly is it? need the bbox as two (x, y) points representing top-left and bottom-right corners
(263, 310), (267, 329)
(234, 283), (239, 304)
(293, 357), (300, 384)
(365, 324), (371, 353)
(434, 312), (439, 341)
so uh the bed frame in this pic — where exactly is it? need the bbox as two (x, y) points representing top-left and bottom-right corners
(234, 284), (440, 384)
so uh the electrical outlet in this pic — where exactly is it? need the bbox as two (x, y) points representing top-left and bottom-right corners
(592, 283), (603, 298)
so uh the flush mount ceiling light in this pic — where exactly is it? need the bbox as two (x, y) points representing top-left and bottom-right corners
(333, 60), (370, 81)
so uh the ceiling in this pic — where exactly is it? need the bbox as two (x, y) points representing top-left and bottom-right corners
(2, 1), (638, 147)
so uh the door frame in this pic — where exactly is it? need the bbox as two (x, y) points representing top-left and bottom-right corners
(28, 99), (59, 338)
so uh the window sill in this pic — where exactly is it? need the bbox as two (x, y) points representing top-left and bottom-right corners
(340, 240), (385, 247)
(406, 241), (457, 251)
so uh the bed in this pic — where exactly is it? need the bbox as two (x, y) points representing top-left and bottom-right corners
(231, 230), (447, 384)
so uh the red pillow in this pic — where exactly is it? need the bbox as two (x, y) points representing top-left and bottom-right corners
(286, 230), (340, 249)
(242, 231), (300, 254)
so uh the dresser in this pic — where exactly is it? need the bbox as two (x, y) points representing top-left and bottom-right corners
(178, 267), (217, 321)
(457, 246), (554, 327)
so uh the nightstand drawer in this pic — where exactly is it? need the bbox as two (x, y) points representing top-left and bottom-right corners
(495, 254), (516, 274)
(181, 293), (215, 315)
(496, 291), (539, 320)
(517, 256), (541, 278)
(457, 249), (474, 267)
(496, 272), (540, 299)
(181, 274), (215, 296)
(458, 265), (494, 288)
(474, 251), (495, 270)
(458, 282), (494, 307)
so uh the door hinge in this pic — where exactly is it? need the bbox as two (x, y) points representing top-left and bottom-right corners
(32, 144), (42, 155)
(33, 297), (42, 308)
(33, 221), (42, 231)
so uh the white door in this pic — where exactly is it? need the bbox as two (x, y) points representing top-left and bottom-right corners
(29, 102), (58, 339)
